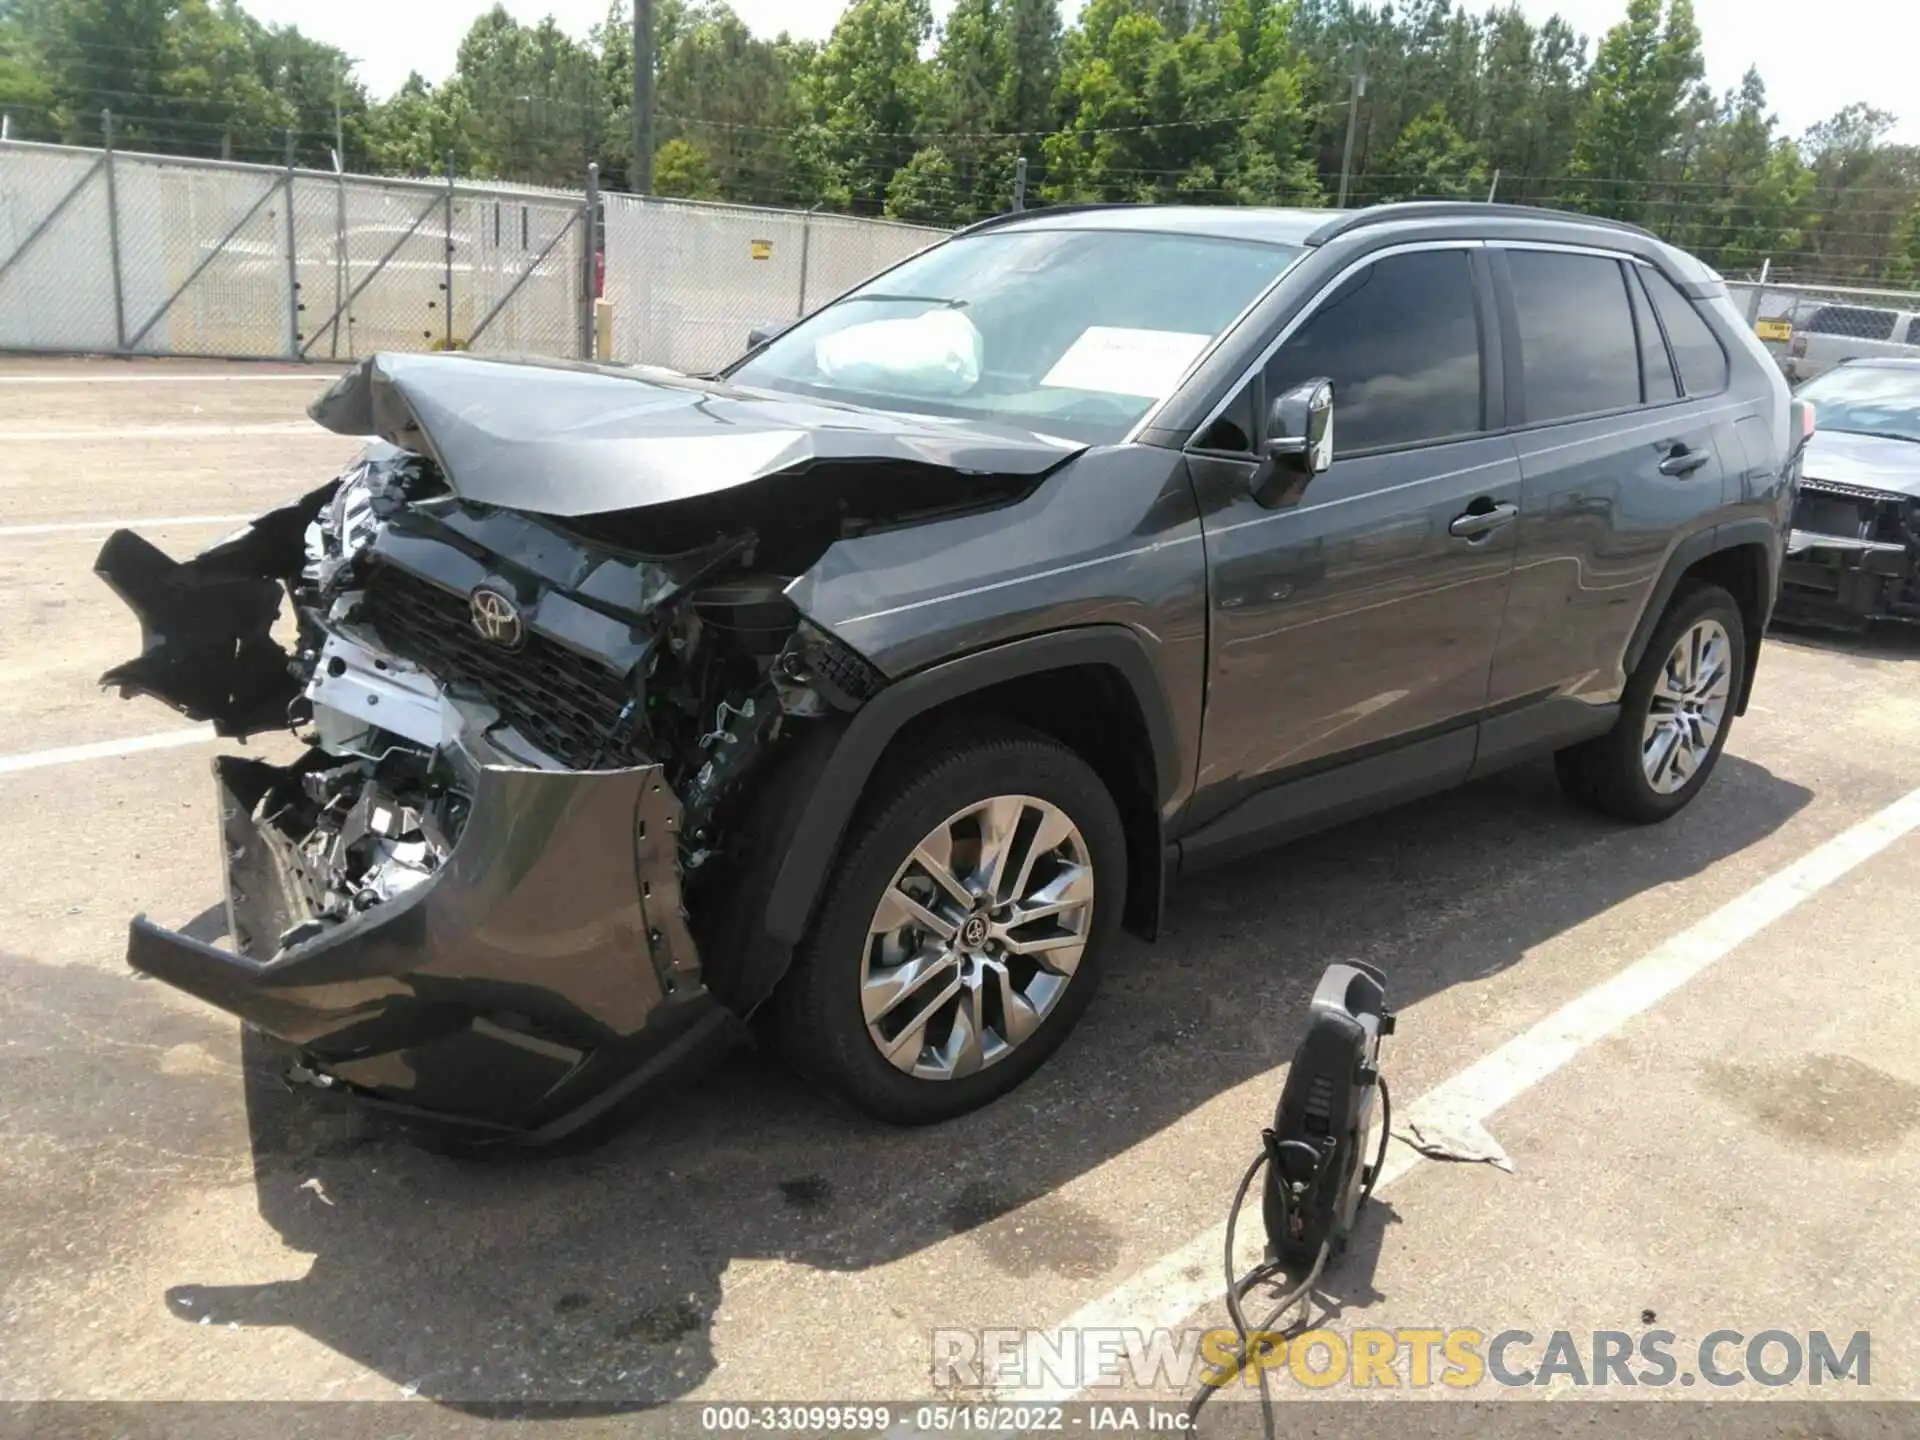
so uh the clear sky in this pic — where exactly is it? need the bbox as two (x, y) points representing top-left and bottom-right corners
(241, 0), (1919, 144)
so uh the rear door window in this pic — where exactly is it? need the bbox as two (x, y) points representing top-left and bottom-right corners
(1641, 267), (1731, 395)
(1906, 316), (1920, 346)
(1505, 249), (1640, 422)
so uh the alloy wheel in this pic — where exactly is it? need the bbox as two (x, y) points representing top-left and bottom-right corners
(1642, 618), (1733, 795)
(859, 794), (1094, 1081)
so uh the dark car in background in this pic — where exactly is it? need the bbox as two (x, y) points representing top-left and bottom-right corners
(96, 201), (1801, 1148)
(1777, 358), (1920, 628)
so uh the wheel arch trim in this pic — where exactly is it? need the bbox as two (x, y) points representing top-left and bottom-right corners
(1622, 518), (1781, 715)
(761, 625), (1180, 947)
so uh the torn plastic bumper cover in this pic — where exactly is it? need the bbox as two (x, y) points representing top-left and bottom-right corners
(128, 742), (730, 1141)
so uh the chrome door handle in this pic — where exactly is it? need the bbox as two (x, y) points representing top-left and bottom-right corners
(1659, 446), (1711, 477)
(1448, 502), (1519, 540)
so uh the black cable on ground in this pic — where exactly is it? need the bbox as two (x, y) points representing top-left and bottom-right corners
(1186, 1085), (1390, 1436)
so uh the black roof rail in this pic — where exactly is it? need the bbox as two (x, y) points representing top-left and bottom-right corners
(956, 202), (1145, 236)
(1305, 201), (1659, 246)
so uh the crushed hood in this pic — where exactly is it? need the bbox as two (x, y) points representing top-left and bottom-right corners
(1801, 429), (1920, 499)
(308, 352), (1086, 518)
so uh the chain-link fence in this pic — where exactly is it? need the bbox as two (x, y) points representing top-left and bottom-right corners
(599, 193), (946, 374)
(1, 137), (949, 371)
(1725, 279), (1920, 385)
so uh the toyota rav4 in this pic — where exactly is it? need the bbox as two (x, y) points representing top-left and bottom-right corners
(98, 201), (1804, 1146)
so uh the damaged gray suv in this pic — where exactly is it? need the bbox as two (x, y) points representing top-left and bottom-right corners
(99, 202), (1802, 1145)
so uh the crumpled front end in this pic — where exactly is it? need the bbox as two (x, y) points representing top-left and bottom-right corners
(129, 743), (720, 1140)
(93, 355), (1046, 1141)
(1778, 478), (1920, 628)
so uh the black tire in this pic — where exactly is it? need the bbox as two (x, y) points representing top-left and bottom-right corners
(1555, 581), (1747, 823)
(769, 722), (1126, 1125)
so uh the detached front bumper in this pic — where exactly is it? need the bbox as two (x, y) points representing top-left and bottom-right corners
(1775, 483), (1920, 628)
(129, 745), (732, 1144)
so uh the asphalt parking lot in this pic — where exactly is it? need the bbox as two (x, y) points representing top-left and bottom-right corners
(3, 356), (1919, 1426)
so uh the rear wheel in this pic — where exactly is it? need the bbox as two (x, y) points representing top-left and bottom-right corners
(771, 724), (1125, 1124)
(1556, 582), (1746, 823)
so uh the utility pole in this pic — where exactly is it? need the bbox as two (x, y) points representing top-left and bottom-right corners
(632, 0), (654, 194)
(1336, 60), (1366, 209)
(1012, 156), (1028, 212)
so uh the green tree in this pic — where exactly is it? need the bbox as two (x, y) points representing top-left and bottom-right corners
(652, 135), (719, 197)
(364, 71), (481, 175)
(1372, 103), (1486, 202)
(1797, 105), (1920, 281)
(796, 0), (933, 214)
(1569, 0), (1708, 224)
(1672, 69), (1810, 276)
(885, 143), (957, 221)
(648, 2), (813, 204)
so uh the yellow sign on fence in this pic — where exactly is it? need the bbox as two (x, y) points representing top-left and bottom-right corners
(750, 239), (774, 260)
(1755, 319), (1793, 342)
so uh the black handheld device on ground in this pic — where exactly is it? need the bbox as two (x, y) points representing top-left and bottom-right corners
(1187, 961), (1396, 1434)
(1262, 960), (1394, 1267)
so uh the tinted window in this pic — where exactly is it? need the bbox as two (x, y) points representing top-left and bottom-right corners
(1507, 250), (1640, 421)
(1627, 266), (1679, 402)
(1804, 305), (1897, 341)
(1642, 267), (1731, 394)
(1906, 316), (1920, 346)
(1262, 249), (1482, 454)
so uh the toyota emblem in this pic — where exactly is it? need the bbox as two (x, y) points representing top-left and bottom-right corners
(469, 587), (525, 648)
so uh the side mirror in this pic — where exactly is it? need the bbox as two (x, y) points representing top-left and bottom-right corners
(746, 318), (796, 352)
(1250, 378), (1334, 507)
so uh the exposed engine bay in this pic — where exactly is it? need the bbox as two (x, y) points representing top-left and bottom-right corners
(95, 351), (1073, 1140)
(274, 443), (892, 944)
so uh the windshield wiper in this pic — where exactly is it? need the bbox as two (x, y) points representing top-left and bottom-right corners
(847, 294), (969, 308)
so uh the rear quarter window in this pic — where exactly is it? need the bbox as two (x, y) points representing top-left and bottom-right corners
(1642, 267), (1731, 396)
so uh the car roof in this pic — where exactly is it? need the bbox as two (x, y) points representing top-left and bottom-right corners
(962, 200), (1662, 249)
(1835, 356), (1920, 369)
(961, 204), (1341, 246)
(958, 201), (1724, 298)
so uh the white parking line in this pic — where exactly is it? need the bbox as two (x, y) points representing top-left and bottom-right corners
(1015, 780), (1920, 1403)
(0, 373), (332, 384)
(5, 423), (319, 442)
(0, 514), (254, 539)
(0, 727), (214, 777)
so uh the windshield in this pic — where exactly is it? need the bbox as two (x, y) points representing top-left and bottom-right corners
(1799, 364), (1920, 444)
(726, 228), (1304, 444)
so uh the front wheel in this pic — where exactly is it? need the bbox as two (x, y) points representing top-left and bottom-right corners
(770, 724), (1126, 1125)
(1556, 581), (1747, 823)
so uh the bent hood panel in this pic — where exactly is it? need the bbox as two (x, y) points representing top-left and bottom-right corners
(1801, 430), (1920, 498)
(308, 353), (1085, 517)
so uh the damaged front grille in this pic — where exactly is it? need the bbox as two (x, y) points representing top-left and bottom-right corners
(358, 564), (644, 769)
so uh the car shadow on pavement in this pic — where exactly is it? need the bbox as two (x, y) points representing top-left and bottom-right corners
(141, 753), (1810, 1409)
(1767, 618), (1920, 661)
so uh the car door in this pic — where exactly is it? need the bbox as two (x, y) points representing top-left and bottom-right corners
(1480, 245), (1733, 769)
(1181, 243), (1522, 845)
